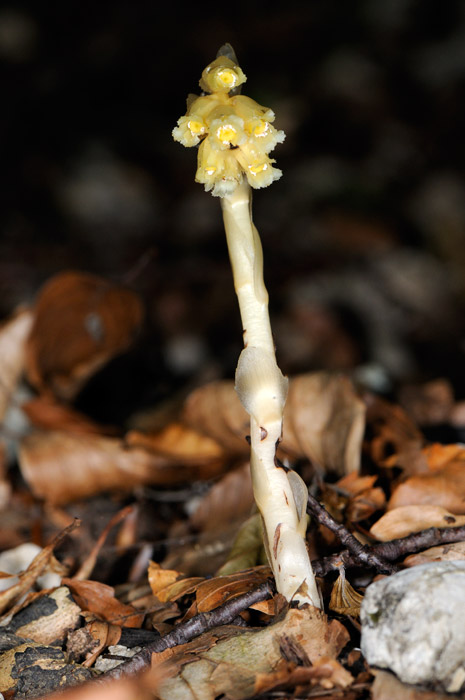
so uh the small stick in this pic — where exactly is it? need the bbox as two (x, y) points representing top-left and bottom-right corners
(307, 492), (396, 574)
(103, 581), (273, 679)
(312, 524), (465, 577)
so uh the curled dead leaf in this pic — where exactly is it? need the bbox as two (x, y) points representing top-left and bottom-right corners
(25, 271), (143, 400)
(403, 541), (465, 567)
(63, 578), (144, 628)
(370, 505), (465, 542)
(19, 430), (226, 505)
(329, 569), (364, 617)
(389, 445), (465, 513)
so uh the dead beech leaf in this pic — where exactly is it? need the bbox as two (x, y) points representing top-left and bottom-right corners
(194, 567), (271, 614)
(182, 379), (249, 454)
(126, 423), (225, 463)
(190, 462), (254, 533)
(336, 472), (386, 522)
(399, 379), (455, 427)
(63, 578), (144, 628)
(68, 617), (123, 667)
(19, 430), (226, 505)
(148, 562), (187, 598)
(283, 372), (365, 475)
(389, 449), (465, 513)
(0, 308), (34, 422)
(25, 271), (143, 400)
(403, 541), (465, 567)
(370, 505), (465, 542)
(22, 395), (106, 435)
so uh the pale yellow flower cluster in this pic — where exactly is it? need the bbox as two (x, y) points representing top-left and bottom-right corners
(173, 56), (285, 197)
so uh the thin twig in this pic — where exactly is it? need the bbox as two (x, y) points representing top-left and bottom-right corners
(103, 580), (273, 679)
(312, 524), (465, 577)
(307, 492), (396, 574)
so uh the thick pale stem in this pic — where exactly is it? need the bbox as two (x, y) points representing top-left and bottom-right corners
(221, 180), (321, 608)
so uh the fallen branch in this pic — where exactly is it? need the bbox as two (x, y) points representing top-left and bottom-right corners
(306, 492), (396, 574)
(103, 580), (273, 679)
(312, 524), (465, 577)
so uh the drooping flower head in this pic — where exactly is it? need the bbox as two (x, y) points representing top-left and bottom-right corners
(172, 53), (285, 197)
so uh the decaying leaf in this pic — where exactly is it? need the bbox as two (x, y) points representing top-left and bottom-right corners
(156, 606), (350, 700)
(67, 617), (123, 667)
(63, 578), (144, 628)
(0, 308), (34, 422)
(329, 569), (364, 617)
(254, 657), (353, 696)
(25, 271), (143, 400)
(5, 586), (81, 646)
(19, 430), (226, 505)
(126, 423), (225, 464)
(336, 472), (386, 522)
(21, 396), (107, 435)
(283, 372), (365, 474)
(189, 462), (254, 534)
(403, 541), (465, 567)
(389, 445), (465, 513)
(370, 505), (465, 542)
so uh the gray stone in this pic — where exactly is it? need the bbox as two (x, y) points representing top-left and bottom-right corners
(360, 561), (465, 693)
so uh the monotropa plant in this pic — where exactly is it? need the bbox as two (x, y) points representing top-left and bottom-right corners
(173, 45), (321, 608)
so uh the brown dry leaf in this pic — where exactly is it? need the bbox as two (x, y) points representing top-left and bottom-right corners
(389, 447), (465, 513)
(183, 372), (365, 474)
(370, 505), (465, 542)
(190, 462), (254, 533)
(182, 379), (250, 454)
(22, 395), (107, 435)
(403, 541), (465, 567)
(156, 606), (350, 700)
(126, 423), (225, 464)
(25, 271), (143, 400)
(148, 562), (180, 595)
(63, 578), (144, 628)
(194, 567), (271, 614)
(329, 570), (364, 617)
(336, 472), (386, 522)
(19, 430), (226, 505)
(283, 372), (365, 475)
(0, 308), (34, 422)
(371, 669), (453, 700)
(38, 676), (157, 700)
(0, 519), (80, 618)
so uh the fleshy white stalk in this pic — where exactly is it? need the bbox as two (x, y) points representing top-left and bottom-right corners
(173, 45), (321, 607)
(222, 181), (320, 607)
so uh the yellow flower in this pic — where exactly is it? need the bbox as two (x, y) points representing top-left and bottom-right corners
(195, 138), (242, 197)
(173, 54), (285, 196)
(199, 56), (246, 94)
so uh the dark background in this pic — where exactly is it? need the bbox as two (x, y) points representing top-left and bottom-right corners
(2, 0), (465, 422)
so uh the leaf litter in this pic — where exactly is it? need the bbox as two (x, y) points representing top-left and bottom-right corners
(0, 270), (464, 699)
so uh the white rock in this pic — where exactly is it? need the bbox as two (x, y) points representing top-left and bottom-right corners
(361, 561), (465, 693)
